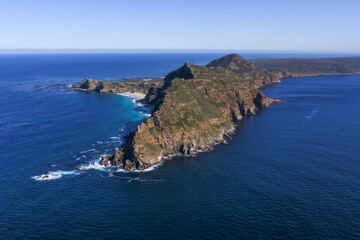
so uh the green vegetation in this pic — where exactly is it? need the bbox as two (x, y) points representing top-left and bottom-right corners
(129, 57), (279, 166)
(250, 57), (360, 76)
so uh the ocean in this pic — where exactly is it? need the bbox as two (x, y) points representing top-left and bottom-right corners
(0, 53), (359, 239)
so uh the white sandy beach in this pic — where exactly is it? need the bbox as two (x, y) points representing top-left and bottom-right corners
(121, 91), (146, 99)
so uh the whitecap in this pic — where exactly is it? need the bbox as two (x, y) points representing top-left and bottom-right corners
(306, 107), (319, 119)
(109, 136), (121, 142)
(31, 170), (79, 181)
(76, 155), (87, 161)
(78, 160), (110, 171)
(126, 177), (163, 183)
(116, 162), (163, 173)
(80, 149), (96, 153)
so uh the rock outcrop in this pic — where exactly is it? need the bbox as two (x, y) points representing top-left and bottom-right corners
(100, 147), (123, 167)
(74, 77), (164, 97)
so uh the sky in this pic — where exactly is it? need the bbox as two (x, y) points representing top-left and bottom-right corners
(0, 0), (359, 52)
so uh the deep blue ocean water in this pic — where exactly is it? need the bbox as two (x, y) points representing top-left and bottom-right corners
(0, 53), (359, 239)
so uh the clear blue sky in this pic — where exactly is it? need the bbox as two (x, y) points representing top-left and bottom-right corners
(0, 0), (359, 52)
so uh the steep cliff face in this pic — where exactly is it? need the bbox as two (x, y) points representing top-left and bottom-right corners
(119, 61), (280, 170)
(206, 53), (281, 88)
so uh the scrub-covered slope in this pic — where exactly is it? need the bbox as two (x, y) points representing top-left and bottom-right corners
(250, 57), (360, 77)
(206, 53), (281, 87)
(112, 57), (280, 170)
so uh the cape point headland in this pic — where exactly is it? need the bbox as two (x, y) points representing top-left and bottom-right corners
(74, 53), (360, 171)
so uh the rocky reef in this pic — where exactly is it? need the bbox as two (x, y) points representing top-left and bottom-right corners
(88, 54), (281, 171)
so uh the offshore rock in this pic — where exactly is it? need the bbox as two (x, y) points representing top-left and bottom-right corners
(100, 155), (111, 167)
(100, 148), (123, 167)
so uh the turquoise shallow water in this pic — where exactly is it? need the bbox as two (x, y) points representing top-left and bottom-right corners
(0, 53), (359, 239)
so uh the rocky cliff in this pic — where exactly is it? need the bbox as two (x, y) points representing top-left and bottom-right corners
(105, 54), (281, 171)
(74, 77), (164, 95)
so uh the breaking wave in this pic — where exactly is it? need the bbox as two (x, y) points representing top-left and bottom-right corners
(78, 159), (111, 171)
(31, 170), (79, 181)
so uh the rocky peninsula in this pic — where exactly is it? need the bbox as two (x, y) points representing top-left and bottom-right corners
(74, 53), (360, 171)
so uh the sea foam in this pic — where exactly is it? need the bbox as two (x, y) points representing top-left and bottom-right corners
(31, 170), (79, 181)
(116, 161), (163, 173)
(78, 160), (110, 171)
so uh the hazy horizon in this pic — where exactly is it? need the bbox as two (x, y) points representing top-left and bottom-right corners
(1, 0), (359, 52)
(1, 48), (360, 54)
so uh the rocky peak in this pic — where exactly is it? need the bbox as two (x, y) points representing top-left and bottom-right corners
(206, 53), (280, 88)
(206, 53), (247, 69)
(162, 62), (195, 89)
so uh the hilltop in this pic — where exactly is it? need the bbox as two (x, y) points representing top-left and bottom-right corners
(206, 53), (281, 87)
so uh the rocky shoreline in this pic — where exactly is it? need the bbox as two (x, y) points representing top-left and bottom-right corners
(74, 54), (360, 171)
(75, 54), (283, 171)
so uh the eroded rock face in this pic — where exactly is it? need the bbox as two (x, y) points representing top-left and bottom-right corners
(112, 148), (123, 166)
(100, 148), (123, 167)
(100, 155), (111, 167)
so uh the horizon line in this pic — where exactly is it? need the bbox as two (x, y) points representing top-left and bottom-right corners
(0, 48), (359, 54)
